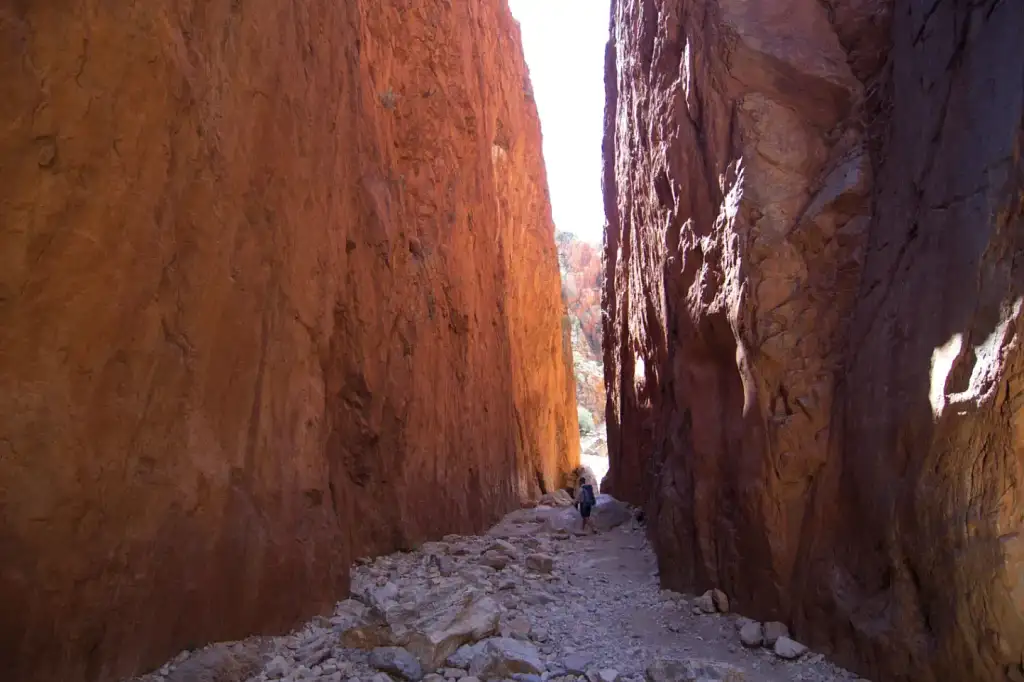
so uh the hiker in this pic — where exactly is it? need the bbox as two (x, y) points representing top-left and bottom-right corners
(575, 476), (597, 532)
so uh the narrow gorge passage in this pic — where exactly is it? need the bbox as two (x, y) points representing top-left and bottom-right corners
(3, 0), (1023, 682)
(130, 499), (863, 682)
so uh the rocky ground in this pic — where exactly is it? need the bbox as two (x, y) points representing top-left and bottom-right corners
(130, 498), (868, 682)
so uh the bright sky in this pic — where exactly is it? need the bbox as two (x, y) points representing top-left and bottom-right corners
(509, 0), (611, 245)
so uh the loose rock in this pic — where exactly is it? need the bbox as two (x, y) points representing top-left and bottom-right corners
(525, 553), (555, 574)
(773, 636), (808, 660)
(480, 550), (510, 570)
(370, 647), (424, 681)
(562, 653), (594, 675)
(694, 594), (716, 614)
(710, 589), (729, 613)
(738, 622), (763, 648)
(165, 642), (264, 682)
(644, 658), (745, 682)
(468, 637), (545, 680)
(761, 621), (790, 647)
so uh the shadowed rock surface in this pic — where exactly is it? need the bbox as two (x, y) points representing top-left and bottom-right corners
(0, 1), (578, 680)
(602, 0), (1024, 680)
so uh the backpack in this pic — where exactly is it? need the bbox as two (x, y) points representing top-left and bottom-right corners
(580, 484), (596, 507)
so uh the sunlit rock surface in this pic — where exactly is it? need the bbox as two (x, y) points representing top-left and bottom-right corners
(602, 0), (1024, 680)
(0, 2), (578, 680)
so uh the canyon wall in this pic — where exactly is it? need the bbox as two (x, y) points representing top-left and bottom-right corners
(556, 231), (606, 426)
(603, 0), (1024, 680)
(0, 2), (578, 680)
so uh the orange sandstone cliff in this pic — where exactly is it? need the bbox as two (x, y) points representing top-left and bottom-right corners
(0, 1), (578, 680)
(603, 0), (1024, 681)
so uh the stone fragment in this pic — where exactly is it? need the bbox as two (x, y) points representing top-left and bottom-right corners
(500, 614), (532, 639)
(761, 622), (789, 647)
(694, 594), (716, 614)
(485, 540), (518, 556)
(539, 490), (574, 507)
(447, 643), (483, 669)
(264, 655), (290, 680)
(165, 642), (265, 682)
(773, 636), (808, 660)
(468, 637), (545, 680)
(562, 653), (594, 675)
(644, 658), (744, 682)
(525, 553), (555, 574)
(403, 592), (501, 669)
(370, 647), (424, 681)
(738, 622), (763, 648)
(480, 551), (510, 570)
(710, 589), (729, 613)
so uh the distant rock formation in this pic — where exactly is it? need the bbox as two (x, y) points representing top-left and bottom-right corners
(0, 1), (578, 680)
(603, 0), (1024, 681)
(556, 231), (606, 426)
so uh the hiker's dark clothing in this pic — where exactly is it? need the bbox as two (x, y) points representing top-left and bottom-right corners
(577, 483), (595, 518)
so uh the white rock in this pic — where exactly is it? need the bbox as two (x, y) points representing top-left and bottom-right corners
(468, 637), (545, 680)
(644, 658), (745, 682)
(773, 636), (808, 660)
(694, 594), (716, 614)
(739, 621), (763, 648)
(710, 589), (729, 613)
(762, 621), (790, 646)
(370, 647), (424, 681)
(525, 554), (555, 574)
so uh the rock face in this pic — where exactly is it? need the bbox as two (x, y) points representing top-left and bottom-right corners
(0, 1), (578, 680)
(603, 1), (1024, 681)
(555, 231), (606, 426)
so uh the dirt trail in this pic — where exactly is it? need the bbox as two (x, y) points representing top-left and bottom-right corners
(486, 505), (864, 682)
(133, 499), (866, 682)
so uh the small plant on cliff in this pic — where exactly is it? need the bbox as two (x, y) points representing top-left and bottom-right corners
(578, 406), (596, 435)
(380, 88), (397, 110)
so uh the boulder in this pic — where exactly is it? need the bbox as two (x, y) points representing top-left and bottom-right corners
(644, 659), (745, 682)
(479, 551), (510, 570)
(562, 653), (594, 675)
(499, 614), (532, 640)
(525, 554), (554, 574)
(485, 540), (518, 557)
(468, 638), (545, 680)
(761, 622), (789, 647)
(773, 637), (807, 660)
(710, 589), (729, 613)
(568, 466), (599, 493)
(403, 592), (501, 669)
(539, 490), (574, 507)
(693, 594), (716, 614)
(446, 643), (483, 669)
(369, 647), (424, 681)
(339, 583), (500, 670)
(738, 622), (763, 648)
(166, 642), (265, 682)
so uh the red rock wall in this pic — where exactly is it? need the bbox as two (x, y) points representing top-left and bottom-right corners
(556, 232), (606, 424)
(603, 0), (1024, 680)
(0, 2), (578, 680)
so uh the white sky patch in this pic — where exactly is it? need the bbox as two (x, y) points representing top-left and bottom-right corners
(509, 0), (611, 245)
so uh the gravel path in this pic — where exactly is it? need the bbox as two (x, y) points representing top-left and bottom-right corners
(131, 499), (868, 682)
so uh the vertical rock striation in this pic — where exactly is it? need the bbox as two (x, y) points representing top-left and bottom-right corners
(603, 0), (1024, 680)
(0, 1), (578, 680)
